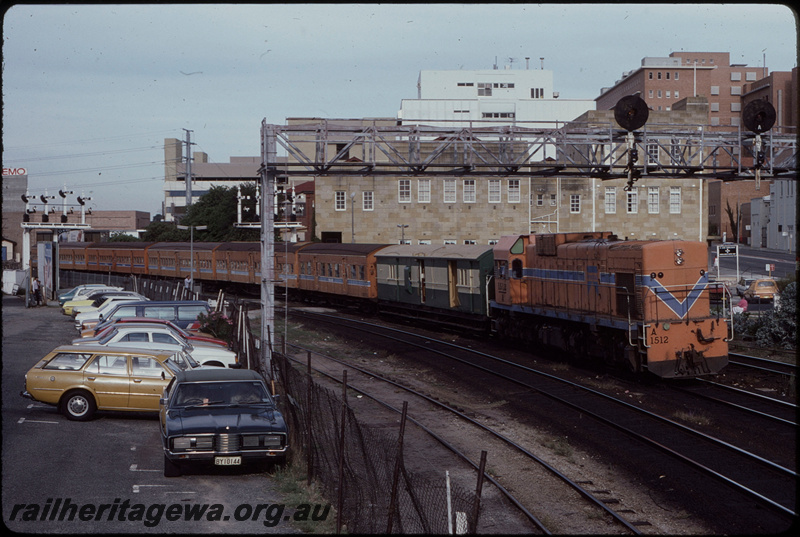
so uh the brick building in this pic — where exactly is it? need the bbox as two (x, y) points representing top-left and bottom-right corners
(596, 52), (768, 130)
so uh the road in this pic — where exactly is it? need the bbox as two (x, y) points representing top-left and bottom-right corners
(710, 243), (796, 282)
(1, 295), (304, 533)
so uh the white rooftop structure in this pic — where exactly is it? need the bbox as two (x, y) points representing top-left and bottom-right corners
(399, 68), (595, 128)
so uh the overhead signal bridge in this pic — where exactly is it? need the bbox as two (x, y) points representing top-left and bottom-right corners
(260, 120), (796, 181)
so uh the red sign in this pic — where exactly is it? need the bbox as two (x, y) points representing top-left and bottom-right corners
(3, 168), (27, 176)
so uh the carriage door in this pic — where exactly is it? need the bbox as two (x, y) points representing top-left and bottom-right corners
(417, 260), (426, 303)
(615, 273), (636, 318)
(447, 261), (460, 308)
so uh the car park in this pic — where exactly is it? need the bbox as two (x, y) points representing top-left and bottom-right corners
(742, 278), (779, 303)
(61, 285), (122, 306)
(77, 300), (211, 332)
(20, 344), (200, 421)
(159, 368), (288, 477)
(75, 323), (238, 368)
(81, 317), (227, 347)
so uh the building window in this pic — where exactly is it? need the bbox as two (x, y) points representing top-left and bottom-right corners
(507, 179), (521, 203)
(463, 180), (476, 203)
(730, 102), (741, 112)
(710, 102), (720, 112)
(418, 179), (431, 203)
(648, 186), (659, 214)
(570, 194), (581, 213)
(536, 193), (544, 206)
(477, 83), (492, 96)
(657, 72), (662, 80)
(674, 72), (679, 80)
(362, 191), (374, 211)
(730, 72), (741, 81)
(649, 89), (654, 98)
(666, 72), (670, 80)
(398, 180), (411, 203)
(648, 72), (653, 79)
(730, 86), (742, 95)
(666, 91), (671, 99)
(710, 85), (720, 95)
(674, 90), (679, 99)
(488, 179), (501, 203)
(627, 190), (638, 214)
(550, 194), (557, 206)
(443, 239), (457, 245)
(746, 72), (757, 81)
(605, 186), (616, 214)
(443, 179), (457, 203)
(657, 90), (662, 98)
(731, 117), (741, 127)
(646, 143), (659, 165)
(669, 187), (681, 214)
(335, 191), (346, 211)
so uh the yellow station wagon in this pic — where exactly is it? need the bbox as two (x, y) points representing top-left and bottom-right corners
(21, 344), (200, 421)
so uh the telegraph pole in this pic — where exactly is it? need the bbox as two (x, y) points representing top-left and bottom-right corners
(260, 120), (276, 377)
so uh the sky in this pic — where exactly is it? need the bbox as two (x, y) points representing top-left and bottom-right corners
(3, 3), (797, 215)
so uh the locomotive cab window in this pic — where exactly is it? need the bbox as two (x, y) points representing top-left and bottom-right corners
(511, 259), (523, 279)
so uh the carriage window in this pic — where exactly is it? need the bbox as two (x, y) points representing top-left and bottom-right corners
(511, 259), (523, 279)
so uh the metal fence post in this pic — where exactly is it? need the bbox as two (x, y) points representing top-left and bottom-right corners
(471, 450), (488, 533)
(386, 401), (408, 533)
(306, 351), (313, 486)
(336, 370), (347, 534)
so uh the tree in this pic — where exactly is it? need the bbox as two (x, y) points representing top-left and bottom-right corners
(180, 184), (259, 241)
(724, 200), (739, 243)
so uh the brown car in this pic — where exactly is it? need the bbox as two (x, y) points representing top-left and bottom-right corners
(21, 344), (199, 421)
(742, 278), (779, 303)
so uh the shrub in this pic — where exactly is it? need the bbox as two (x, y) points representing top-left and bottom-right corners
(733, 282), (796, 350)
(197, 310), (234, 342)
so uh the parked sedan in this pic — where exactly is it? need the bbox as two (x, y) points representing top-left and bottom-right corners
(76, 323), (239, 368)
(160, 368), (288, 477)
(82, 317), (227, 348)
(742, 278), (780, 303)
(74, 298), (149, 330)
(64, 291), (146, 316)
(21, 344), (199, 421)
(58, 284), (109, 306)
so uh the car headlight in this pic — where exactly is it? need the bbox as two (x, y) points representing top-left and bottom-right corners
(172, 436), (213, 451)
(241, 434), (285, 448)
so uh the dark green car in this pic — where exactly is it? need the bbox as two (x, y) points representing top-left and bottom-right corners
(159, 368), (288, 477)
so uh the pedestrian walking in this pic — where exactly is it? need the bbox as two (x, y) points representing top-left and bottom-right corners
(32, 277), (42, 307)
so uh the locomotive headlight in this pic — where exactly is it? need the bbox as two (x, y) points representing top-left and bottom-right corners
(674, 249), (684, 265)
(675, 257), (684, 265)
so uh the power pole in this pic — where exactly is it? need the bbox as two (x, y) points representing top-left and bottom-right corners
(260, 120), (276, 377)
(183, 128), (193, 217)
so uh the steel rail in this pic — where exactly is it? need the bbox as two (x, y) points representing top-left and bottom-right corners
(294, 309), (797, 518)
(282, 342), (643, 535)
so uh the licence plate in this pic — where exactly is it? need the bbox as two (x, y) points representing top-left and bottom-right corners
(214, 456), (241, 466)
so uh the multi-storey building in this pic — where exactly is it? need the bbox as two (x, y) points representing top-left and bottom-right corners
(597, 52), (767, 130)
(742, 67), (797, 135)
(399, 67), (594, 132)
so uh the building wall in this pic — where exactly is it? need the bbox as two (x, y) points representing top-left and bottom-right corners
(742, 68), (797, 134)
(708, 179), (771, 242)
(768, 178), (796, 252)
(596, 52), (768, 130)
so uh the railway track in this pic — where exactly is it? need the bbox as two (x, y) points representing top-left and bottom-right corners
(727, 352), (797, 377)
(282, 341), (647, 534)
(288, 308), (796, 533)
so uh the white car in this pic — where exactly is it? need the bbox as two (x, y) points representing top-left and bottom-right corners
(74, 323), (239, 368)
(68, 285), (123, 302)
(71, 292), (147, 316)
(74, 297), (149, 331)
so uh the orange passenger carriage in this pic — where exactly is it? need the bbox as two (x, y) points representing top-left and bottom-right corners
(295, 243), (386, 304)
(491, 232), (728, 379)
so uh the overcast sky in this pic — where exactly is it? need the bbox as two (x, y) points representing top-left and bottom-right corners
(3, 3), (797, 214)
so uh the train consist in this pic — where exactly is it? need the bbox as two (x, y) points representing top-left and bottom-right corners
(57, 233), (729, 379)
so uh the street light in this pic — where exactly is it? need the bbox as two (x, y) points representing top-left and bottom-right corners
(176, 224), (207, 287)
(397, 224), (408, 244)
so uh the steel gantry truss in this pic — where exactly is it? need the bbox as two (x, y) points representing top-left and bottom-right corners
(256, 118), (797, 373)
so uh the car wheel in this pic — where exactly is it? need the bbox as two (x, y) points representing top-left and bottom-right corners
(61, 391), (96, 421)
(164, 455), (182, 478)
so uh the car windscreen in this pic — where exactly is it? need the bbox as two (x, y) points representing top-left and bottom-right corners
(172, 381), (271, 407)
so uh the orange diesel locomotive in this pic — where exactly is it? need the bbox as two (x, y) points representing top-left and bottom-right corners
(491, 232), (728, 378)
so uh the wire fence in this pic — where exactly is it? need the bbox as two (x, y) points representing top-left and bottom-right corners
(58, 272), (483, 533)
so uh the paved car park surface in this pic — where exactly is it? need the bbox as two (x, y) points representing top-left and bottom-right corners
(2, 294), (299, 534)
